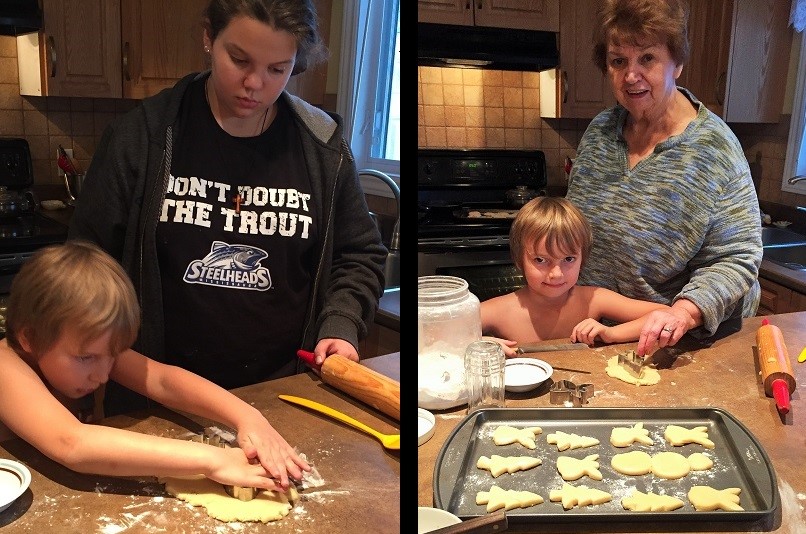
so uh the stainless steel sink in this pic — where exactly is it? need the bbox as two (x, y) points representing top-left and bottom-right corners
(761, 227), (806, 248)
(763, 245), (806, 270)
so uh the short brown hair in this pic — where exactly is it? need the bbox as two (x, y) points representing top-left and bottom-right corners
(509, 197), (592, 271)
(592, 0), (690, 73)
(6, 240), (140, 358)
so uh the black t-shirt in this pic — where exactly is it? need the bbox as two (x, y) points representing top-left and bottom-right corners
(158, 76), (316, 388)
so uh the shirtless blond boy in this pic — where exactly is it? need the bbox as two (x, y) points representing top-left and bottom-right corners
(482, 197), (669, 356)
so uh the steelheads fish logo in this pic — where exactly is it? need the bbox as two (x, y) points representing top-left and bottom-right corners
(184, 241), (272, 290)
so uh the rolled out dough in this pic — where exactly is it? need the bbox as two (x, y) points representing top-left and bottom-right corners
(161, 476), (299, 523)
(605, 356), (661, 385)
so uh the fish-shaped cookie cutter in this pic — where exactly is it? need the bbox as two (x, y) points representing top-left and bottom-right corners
(549, 379), (595, 407)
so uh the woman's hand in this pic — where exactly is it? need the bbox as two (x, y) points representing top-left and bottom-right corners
(235, 415), (311, 491)
(636, 302), (699, 356)
(481, 336), (518, 357)
(314, 338), (359, 365)
(571, 318), (609, 345)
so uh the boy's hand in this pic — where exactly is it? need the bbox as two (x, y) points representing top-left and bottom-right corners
(571, 319), (608, 345)
(236, 417), (311, 490)
(481, 336), (518, 357)
(205, 445), (281, 491)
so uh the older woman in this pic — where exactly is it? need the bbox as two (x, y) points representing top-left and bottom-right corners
(566, 0), (762, 356)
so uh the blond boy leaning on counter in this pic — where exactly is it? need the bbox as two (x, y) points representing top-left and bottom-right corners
(482, 197), (670, 357)
(0, 240), (308, 490)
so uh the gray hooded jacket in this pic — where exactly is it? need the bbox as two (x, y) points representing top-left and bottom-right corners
(69, 72), (386, 412)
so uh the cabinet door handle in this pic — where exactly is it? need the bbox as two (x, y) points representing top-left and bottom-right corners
(562, 70), (568, 104)
(716, 71), (726, 106)
(122, 41), (131, 81)
(47, 35), (56, 77)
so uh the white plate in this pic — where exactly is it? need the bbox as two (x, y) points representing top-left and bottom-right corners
(418, 507), (461, 533)
(0, 459), (31, 513)
(505, 358), (553, 392)
(418, 408), (436, 446)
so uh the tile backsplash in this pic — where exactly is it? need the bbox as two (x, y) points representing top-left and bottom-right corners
(0, 36), (139, 186)
(417, 65), (806, 208)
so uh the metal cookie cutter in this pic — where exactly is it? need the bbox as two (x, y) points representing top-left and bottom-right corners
(549, 379), (595, 407)
(191, 428), (258, 501)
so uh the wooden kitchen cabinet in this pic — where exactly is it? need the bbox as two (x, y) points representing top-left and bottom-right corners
(19, 0), (207, 98)
(680, 0), (792, 123)
(540, 0), (616, 119)
(757, 276), (806, 315)
(417, 0), (559, 31)
(20, 0), (333, 103)
(121, 0), (208, 99)
(758, 276), (792, 316)
(23, 0), (123, 98)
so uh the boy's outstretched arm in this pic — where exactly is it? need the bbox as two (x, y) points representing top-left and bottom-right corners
(111, 349), (310, 490)
(0, 349), (280, 490)
(571, 288), (671, 345)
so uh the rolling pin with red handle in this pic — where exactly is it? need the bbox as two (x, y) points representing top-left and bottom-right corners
(757, 319), (797, 414)
(297, 350), (400, 421)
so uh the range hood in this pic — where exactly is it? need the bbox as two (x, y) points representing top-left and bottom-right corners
(418, 22), (558, 72)
(0, 0), (42, 36)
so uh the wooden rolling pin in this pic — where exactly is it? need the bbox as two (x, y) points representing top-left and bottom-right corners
(297, 350), (400, 421)
(757, 319), (797, 414)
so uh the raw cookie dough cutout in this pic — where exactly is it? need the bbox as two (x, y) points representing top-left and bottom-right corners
(547, 430), (599, 451)
(611, 451), (714, 479)
(605, 356), (661, 385)
(622, 490), (685, 512)
(549, 483), (612, 510)
(611, 450), (652, 476)
(651, 451), (691, 480)
(161, 476), (298, 523)
(556, 454), (602, 481)
(610, 422), (654, 447)
(477, 455), (542, 477)
(476, 485), (544, 512)
(492, 425), (543, 449)
(688, 486), (743, 511)
(687, 452), (714, 471)
(664, 425), (715, 449)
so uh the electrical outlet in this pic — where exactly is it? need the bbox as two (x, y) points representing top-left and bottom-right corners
(56, 148), (73, 177)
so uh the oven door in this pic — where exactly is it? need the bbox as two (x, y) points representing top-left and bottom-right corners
(417, 238), (525, 301)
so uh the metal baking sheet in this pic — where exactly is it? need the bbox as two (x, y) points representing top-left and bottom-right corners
(433, 407), (778, 524)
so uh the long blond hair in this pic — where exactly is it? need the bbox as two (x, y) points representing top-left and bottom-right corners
(509, 197), (592, 271)
(6, 240), (140, 358)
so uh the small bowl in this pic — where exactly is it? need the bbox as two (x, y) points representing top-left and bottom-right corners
(418, 507), (461, 533)
(773, 220), (793, 228)
(418, 408), (436, 447)
(0, 459), (31, 513)
(505, 358), (553, 392)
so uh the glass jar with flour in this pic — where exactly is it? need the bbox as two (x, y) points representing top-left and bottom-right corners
(418, 275), (481, 410)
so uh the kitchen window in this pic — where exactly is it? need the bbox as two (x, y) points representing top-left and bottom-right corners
(783, 30), (806, 192)
(337, 0), (400, 197)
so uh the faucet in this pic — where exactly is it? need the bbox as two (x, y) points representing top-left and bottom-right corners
(788, 175), (806, 185)
(359, 169), (400, 289)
